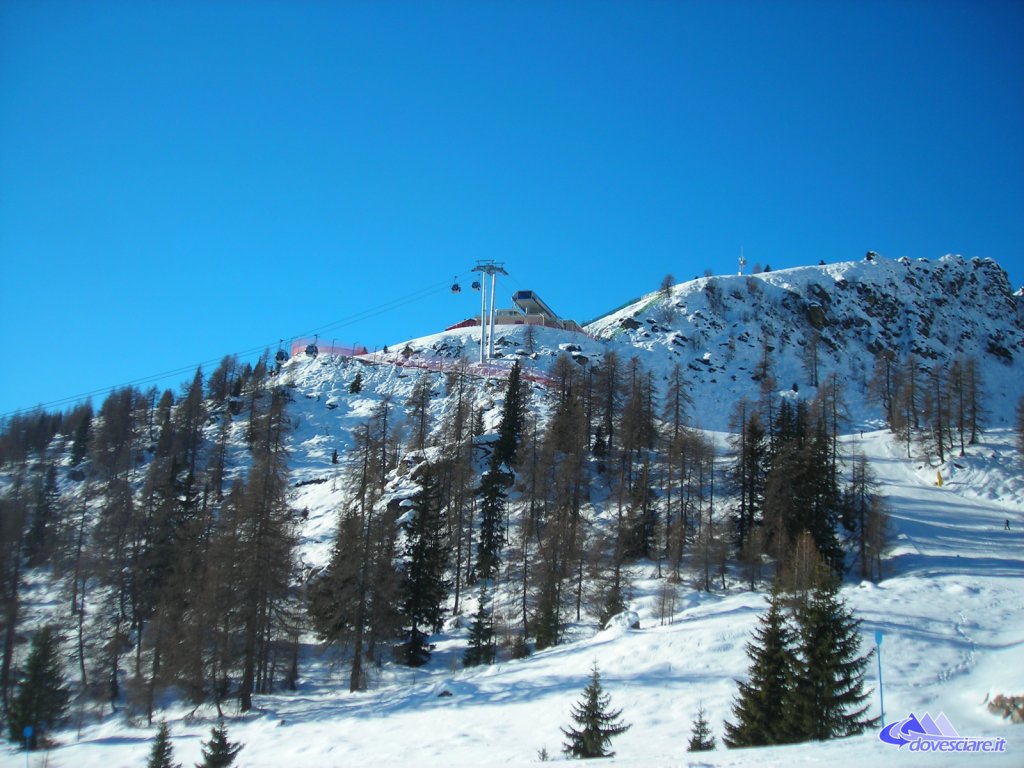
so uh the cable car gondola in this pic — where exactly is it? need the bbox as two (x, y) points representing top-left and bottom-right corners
(451, 276), (462, 294)
(305, 334), (319, 358)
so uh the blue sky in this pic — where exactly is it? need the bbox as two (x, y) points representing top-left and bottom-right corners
(1, 0), (1022, 418)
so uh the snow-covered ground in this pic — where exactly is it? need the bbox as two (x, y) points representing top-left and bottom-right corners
(4, 428), (1021, 768)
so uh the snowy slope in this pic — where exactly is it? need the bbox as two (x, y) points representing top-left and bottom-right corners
(4, 429), (1021, 768)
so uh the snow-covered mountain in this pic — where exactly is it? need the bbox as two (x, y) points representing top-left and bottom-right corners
(2, 253), (1023, 767)
(312, 253), (1023, 432)
(586, 253), (1023, 428)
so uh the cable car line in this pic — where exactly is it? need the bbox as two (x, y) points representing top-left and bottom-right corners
(0, 273), (468, 421)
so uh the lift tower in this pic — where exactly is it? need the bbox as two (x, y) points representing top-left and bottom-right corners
(472, 260), (508, 363)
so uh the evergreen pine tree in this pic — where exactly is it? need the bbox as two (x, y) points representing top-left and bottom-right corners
(492, 360), (527, 469)
(349, 371), (363, 394)
(473, 361), (526, 582)
(597, 580), (626, 628)
(722, 587), (795, 747)
(475, 465), (507, 581)
(7, 625), (69, 750)
(463, 584), (496, 667)
(235, 388), (296, 713)
(146, 721), (181, 768)
(561, 663), (631, 759)
(1016, 394), (1024, 455)
(533, 582), (561, 652)
(400, 463), (449, 666)
(24, 463), (59, 567)
(729, 401), (767, 554)
(196, 721), (242, 768)
(686, 703), (716, 752)
(784, 574), (878, 741)
(761, 395), (844, 573)
(405, 374), (434, 452)
(69, 406), (92, 467)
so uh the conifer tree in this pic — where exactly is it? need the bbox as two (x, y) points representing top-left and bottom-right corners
(463, 584), (496, 667)
(1016, 394), (1024, 455)
(349, 371), (363, 394)
(206, 355), (237, 404)
(843, 453), (889, 582)
(892, 356), (920, 458)
(400, 463), (449, 666)
(964, 357), (985, 446)
(561, 663), (631, 759)
(761, 396), (843, 572)
(196, 721), (242, 768)
(0, 487), (26, 716)
(309, 420), (401, 692)
(532, 578), (562, 652)
(405, 373), (434, 453)
(69, 404), (93, 467)
(686, 703), (716, 752)
(25, 464), (59, 567)
(919, 367), (950, 463)
(869, 350), (898, 429)
(7, 625), (69, 750)
(729, 400), (767, 554)
(492, 360), (527, 470)
(475, 465), (507, 582)
(723, 587), (794, 747)
(597, 580), (627, 629)
(784, 574), (877, 741)
(146, 721), (181, 768)
(236, 388), (296, 712)
(592, 351), (624, 457)
(659, 272), (674, 296)
(473, 362), (526, 583)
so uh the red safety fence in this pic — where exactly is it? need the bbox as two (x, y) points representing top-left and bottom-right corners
(356, 351), (557, 388)
(290, 339), (369, 358)
(288, 335), (566, 388)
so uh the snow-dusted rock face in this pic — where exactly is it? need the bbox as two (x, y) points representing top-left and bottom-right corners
(584, 255), (1023, 429)
(302, 255), (1022, 433)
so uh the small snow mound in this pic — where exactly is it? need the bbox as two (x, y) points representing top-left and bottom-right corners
(603, 610), (640, 632)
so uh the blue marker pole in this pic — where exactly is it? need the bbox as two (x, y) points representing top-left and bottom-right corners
(875, 630), (885, 728)
(23, 724), (32, 766)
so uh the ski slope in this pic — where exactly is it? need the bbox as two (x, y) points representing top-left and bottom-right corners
(3, 430), (1021, 768)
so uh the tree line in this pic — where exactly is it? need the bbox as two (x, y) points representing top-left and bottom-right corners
(0, 342), (1008, 746)
(2, 353), (301, 745)
(869, 351), (986, 462)
(308, 348), (896, 691)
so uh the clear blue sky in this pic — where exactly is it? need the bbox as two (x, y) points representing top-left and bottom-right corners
(1, 0), (1022, 418)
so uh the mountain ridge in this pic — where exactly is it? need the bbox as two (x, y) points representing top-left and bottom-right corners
(353, 253), (1023, 431)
